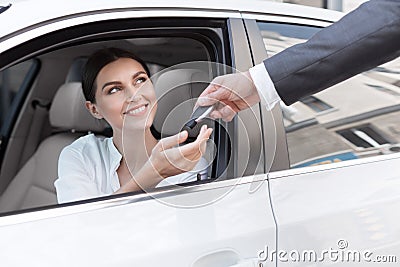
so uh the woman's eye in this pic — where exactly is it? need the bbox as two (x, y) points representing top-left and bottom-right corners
(108, 87), (122, 95)
(135, 77), (147, 86)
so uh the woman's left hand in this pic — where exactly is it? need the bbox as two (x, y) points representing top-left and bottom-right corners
(148, 125), (213, 178)
(115, 125), (212, 193)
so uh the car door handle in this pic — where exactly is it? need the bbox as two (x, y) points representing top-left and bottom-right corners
(227, 258), (260, 267)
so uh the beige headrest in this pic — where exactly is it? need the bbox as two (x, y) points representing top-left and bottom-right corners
(49, 82), (108, 132)
(152, 69), (211, 136)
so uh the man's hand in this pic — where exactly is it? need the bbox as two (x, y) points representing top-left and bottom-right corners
(196, 71), (260, 122)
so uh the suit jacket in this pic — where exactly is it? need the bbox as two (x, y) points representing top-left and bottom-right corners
(264, 0), (400, 105)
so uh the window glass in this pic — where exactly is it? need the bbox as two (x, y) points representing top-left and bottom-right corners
(0, 60), (36, 129)
(300, 96), (334, 113)
(258, 22), (400, 168)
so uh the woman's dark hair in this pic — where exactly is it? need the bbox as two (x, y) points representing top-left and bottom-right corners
(82, 47), (150, 103)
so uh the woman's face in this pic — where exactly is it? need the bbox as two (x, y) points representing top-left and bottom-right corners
(90, 58), (157, 133)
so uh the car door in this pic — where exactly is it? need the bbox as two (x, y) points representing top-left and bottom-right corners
(244, 5), (400, 266)
(0, 5), (276, 267)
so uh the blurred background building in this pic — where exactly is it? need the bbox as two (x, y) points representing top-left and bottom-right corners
(282, 0), (368, 12)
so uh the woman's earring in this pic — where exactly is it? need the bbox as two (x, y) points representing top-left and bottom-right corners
(94, 111), (101, 119)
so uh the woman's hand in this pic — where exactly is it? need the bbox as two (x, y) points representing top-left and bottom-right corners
(148, 125), (213, 178)
(116, 125), (213, 193)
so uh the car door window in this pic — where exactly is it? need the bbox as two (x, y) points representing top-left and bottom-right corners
(0, 16), (240, 213)
(257, 22), (400, 168)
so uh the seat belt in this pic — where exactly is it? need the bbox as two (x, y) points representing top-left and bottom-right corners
(19, 99), (50, 168)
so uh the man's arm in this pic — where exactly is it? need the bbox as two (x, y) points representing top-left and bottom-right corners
(265, 0), (400, 105)
(196, 0), (400, 122)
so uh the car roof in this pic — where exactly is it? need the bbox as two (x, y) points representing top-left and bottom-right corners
(0, 0), (342, 40)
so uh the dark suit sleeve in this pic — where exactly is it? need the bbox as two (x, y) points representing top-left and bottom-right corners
(264, 0), (400, 105)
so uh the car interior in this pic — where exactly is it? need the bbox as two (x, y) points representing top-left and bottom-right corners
(0, 36), (227, 213)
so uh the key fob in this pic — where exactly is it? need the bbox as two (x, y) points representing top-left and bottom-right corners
(181, 105), (215, 144)
(185, 105), (214, 129)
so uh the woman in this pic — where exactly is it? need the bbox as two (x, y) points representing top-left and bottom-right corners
(55, 48), (213, 203)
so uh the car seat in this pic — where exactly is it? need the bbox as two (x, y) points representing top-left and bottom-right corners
(152, 68), (213, 139)
(0, 82), (107, 212)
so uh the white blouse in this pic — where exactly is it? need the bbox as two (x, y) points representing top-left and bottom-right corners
(54, 134), (209, 203)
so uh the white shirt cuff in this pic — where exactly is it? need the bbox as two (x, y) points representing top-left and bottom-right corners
(249, 62), (281, 111)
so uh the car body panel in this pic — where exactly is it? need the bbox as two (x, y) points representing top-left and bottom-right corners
(0, 177), (274, 266)
(243, 18), (291, 172)
(269, 154), (400, 265)
(0, 0), (341, 37)
(0, 0), (343, 54)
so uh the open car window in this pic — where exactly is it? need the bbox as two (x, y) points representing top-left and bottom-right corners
(0, 17), (235, 214)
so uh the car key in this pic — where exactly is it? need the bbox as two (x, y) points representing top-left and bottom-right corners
(180, 104), (215, 144)
(184, 105), (215, 130)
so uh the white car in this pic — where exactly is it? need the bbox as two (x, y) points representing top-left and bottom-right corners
(0, 0), (399, 266)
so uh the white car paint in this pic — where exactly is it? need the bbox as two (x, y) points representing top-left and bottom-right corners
(269, 153), (400, 266)
(0, 1), (399, 266)
(0, 0), (343, 53)
(0, 178), (275, 266)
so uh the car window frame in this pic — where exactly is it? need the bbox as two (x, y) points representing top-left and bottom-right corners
(0, 11), (262, 216)
(242, 13), (333, 173)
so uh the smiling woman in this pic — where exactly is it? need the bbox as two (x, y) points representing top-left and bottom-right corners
(54, 48), (213, 203)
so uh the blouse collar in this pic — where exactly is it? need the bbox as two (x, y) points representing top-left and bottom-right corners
(107, 137), (123, 170)
(107, 137), (123, 190)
